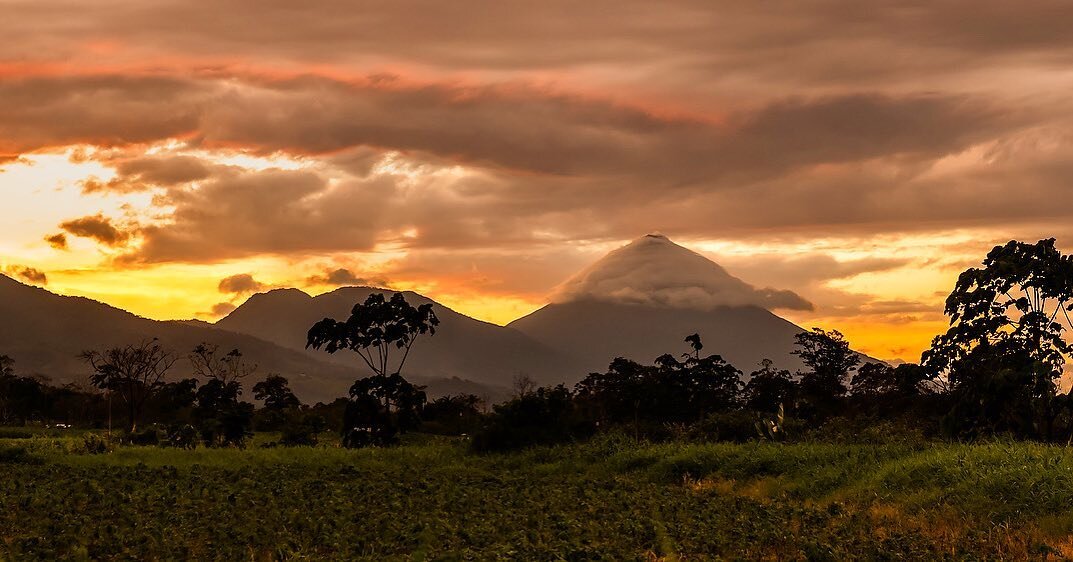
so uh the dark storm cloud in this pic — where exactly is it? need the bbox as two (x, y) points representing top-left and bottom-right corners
(1, 74), (1020, 184)
(0, 76), (209, 156)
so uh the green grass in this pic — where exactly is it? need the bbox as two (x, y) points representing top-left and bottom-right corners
(3, 433), (1073, 559)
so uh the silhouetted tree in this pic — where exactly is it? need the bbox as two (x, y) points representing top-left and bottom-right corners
(851, 363), (927, 399)
(252, 374), (302, 432)
(793, 328), (859, 419)
(685, 333), (703, 360)
(341, 373), (426, 447)
(575, 336), (743, 438)
(473, 384), (588, 451)
(0, 355), (14, 423)
(148, 378), (199, 422)
(279, 412), (328, 446)
(81, 339), (177, 432)
(422, 394), (484, 435)
(744, 359), (797, 413)
(306, 292), (438, 378)
(190, 343), (257, 384)
(195, 378), (253, 447)
(924, 239), (1073, 439)
(253, 374), (301, 411)
(511, 373), (537, 398)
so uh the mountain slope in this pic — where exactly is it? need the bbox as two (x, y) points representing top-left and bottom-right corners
(0, 274), (360, 402)
(509, 300), (809, 376)
(510, 234), (818, 376)
(217, 286), (580, 387)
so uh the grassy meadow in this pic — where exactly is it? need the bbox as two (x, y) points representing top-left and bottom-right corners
(3, 431), (1073, 560)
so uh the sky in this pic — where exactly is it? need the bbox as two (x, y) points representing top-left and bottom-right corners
(3, 0), (1073, 363)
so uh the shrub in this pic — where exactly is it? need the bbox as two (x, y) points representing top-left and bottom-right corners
(472, 385), (593, 452)
(279, 414), (328, 447)
(0, 428), (35, 439)
(0, 445), (41, 464)
(79, 433), (114, 455)
(128, 426), (162, 446)
(686, 410), (764, 443)
(163, 424), (199, 449)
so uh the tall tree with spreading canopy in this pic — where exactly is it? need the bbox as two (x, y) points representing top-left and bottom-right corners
(189, 343), (257, 384)
(253, 374), (301, 411)
(923, 239), (1073, 438)
(307, 292), (438, 446)
(793, 328), (860, 418)
(81, 339), (177, 432)
(306, 292), (439, 378)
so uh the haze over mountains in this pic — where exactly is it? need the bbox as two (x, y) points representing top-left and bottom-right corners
(2, 233), (839, 402)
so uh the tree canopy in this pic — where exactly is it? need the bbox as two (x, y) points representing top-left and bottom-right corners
(306, 292), (439, 378)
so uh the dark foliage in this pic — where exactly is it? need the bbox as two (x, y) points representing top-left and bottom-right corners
(306, 292), (438, 378)
(743, 359), (797, 414)
(341, 373), (427, 447)
(793, 328), (859, 420)
(421, 394), (484, 436)
(81, 339), (178, 432)
(472, 385), (591, 452)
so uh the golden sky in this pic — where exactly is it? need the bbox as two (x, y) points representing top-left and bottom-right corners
(4, 1), (1073, 363)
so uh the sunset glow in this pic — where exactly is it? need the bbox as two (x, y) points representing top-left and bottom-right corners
(5, 1), (1073, 364)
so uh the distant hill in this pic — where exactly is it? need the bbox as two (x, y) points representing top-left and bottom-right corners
(510, 300), (808, 375)
(509, 234), (867, 376)
(0, 274), (360, 403)
(2, 233), (875, 403)
(216, 286), (580, 388)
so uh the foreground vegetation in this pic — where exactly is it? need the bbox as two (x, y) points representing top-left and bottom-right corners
(4, 431), (1073, 560)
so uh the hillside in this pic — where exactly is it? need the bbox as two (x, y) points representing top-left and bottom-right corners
(0, 274), (359, 402)
(217, 286), (580, 387)
(510, 300), (808, 375)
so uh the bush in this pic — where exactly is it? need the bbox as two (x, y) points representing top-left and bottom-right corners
(0, 445), (41, 464)
(79, 433), (114, 455)
(128, 426), (162, 446)
(686, 411), (765, 443)
(163, 424), (199, 449)
(0, 428), (35, 439)
(472, 385), (593, 452)
(279, 414), (327, 447)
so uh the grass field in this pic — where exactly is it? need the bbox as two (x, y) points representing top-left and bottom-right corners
(3, 431), (1073, 560)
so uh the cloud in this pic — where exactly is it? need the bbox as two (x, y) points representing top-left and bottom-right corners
(59, 214), (132, 247)
(210, 302), (237, 316)
(4, 266), (48, 285)
(218, 273), (264, 294)
(118, 166), (390, 263)
(305, 268), (384, 287)
(80, 154), (217, 194)
(44, 233), (68, 250)
(551, 234), (813, 311)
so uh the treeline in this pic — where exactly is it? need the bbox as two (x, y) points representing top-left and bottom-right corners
(474, 239), (1073, 450)
(471, 330), (938, 451)
(4, 238), (1073, 451)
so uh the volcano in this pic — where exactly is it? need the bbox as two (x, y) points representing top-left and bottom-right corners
(509, 234), (817, 375)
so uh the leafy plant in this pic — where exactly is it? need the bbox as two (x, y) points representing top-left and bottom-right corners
(755, 404), (786, 442)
